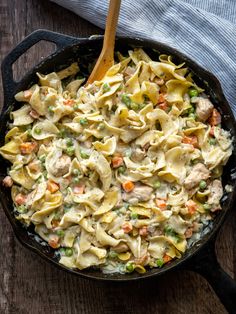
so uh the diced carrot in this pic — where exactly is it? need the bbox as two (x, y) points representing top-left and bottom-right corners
(186, 200), (197, 214)
(182, 135), (198, 148)
(28, 161), (40, 172)
(158, 102), (168, 111)
(122, 222), (133, 233)
(208, 109), (221, 126)
(73, 185), (85, 194)
(163, 254), (172, 264)
(29, 110), (39, 119)
(158, 93), (166, 103)
(15, 193), (27, 205)
(139, 226), (148, 236)
(51, 219), (60, 229)
(185, 227), (193, 239)
(47, 180), (59, 193)
(122, 181), (135, 193)
(112, 156), (123, 168)
(155, 199), (167, 210)
(2, 176), (13, 187)
(48, 236), (60, 249)
(23, 90), (32, 99)
(20, 142), (38, 154)
(209, 126), (215, 137)
(63, 99), (75, 106)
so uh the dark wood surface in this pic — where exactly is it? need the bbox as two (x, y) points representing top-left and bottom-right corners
(0, 1), (235, 313)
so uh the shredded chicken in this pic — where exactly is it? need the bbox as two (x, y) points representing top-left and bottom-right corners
(193, 97), (214, 122)
(113, 243), (129, 253)
(122, 185), (153, 203)
(208, 179), (223, 211)
(131, 147), (146, 162)
(184, 163), (210, 190)
(50, 154), (71, 177)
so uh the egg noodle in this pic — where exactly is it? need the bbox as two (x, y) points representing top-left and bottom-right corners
(0, 49), (232, 274)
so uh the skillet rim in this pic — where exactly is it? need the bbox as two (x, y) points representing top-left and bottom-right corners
(0, 31), (236, 281)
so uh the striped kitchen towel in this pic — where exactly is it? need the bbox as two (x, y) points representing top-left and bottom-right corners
(51, 0), (236, 114)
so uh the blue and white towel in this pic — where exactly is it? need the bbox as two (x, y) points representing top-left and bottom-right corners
(51, 0), (236, 114)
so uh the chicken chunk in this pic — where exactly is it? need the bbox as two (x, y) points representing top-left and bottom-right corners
(122, 184), (153, 204)
(2, 176), (13, 187)
(50, 154), (71, 177)
(208, 179), (223, 211)
(193, 97), (214, 122)
(113, 243), (129, 253)
(131, 147), (146, 162)
(184, 163), (210, 190)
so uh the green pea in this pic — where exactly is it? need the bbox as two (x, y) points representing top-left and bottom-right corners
(54, 211), (61, 220)
(48, 106), (54, 113)
(125, 262), (134, 273)
(203, 203), (211, 211)
(66, 138), (73, 146)
(73, 104), (79, 111)
(59, 248), (65, 254)
(73, 177), (80, 184)
(130, 103), (139, 111)
(188, 113), (196, 119)
(121, 94), (131, 107)
(56, 230), (65, 237)
(139, 103), (146, 109)
(199, 180), (207, 190)
(39, 155), (46, 163)
(66, 147), (75, 156)
(188, 88), (199, 98)
(65, 248), (73, 257)
(153, 181), (161, 189)
(17, 205), (27, 214)
(64, 203), (73, 211)
(79, 118), (88, 126)
(35, 127), (42, 135)
(97, 122), (105, 131)
(188, 106), (195, 114)
(124, 203), (130, 209)
(59, 129), (66, 138)
(156, 258), (164, 268)
(118, 166), (126, 174)
(72, 169), (80, 176)
(102, 83), (111, 93)
(80, 151), (89, 159)
(209, 138), (216, 145)
(27, 129), (32, 137)
(130, 212), (138, 219)
(108, 251), (118, 258)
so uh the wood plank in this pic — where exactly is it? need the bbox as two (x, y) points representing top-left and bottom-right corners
(0, 0), (234, 313)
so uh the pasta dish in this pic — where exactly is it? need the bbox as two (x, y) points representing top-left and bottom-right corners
(0, 49), (233, 274)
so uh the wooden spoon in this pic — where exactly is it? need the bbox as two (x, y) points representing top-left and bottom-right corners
(86, 0), (121, 85)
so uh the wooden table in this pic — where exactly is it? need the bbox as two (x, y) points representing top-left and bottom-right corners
(0, 1), (235, 313)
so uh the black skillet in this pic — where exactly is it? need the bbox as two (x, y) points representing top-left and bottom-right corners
(1, 29), (236, 313)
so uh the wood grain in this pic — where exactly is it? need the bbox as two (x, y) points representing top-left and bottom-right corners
(0, 1), (235, 313)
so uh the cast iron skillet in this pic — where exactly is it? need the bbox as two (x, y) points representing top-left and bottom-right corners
(1, 29), (236, 312)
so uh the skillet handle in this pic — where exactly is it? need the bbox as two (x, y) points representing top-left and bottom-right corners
(1, 29), (80, 105)
(185, 238), (236, 313)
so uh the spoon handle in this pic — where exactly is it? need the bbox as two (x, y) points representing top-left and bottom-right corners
(86, 0), (121, 85)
